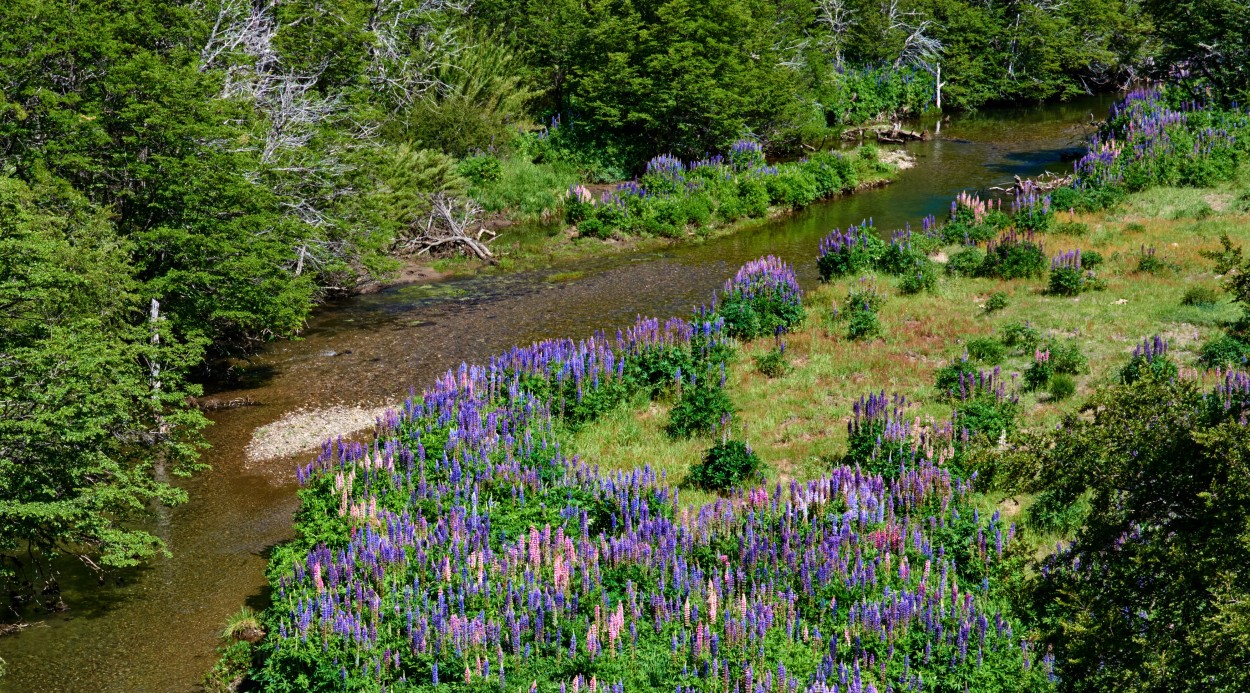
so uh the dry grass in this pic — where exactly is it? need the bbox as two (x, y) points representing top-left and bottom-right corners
(569, 181), (1250, 500)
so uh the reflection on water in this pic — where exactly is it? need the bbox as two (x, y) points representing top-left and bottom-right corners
(0, 94), (1110, 692)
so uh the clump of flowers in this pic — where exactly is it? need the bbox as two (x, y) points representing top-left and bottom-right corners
(713, 255), (805, 340)
(1121, 334), (1178, 384)
(817, 219), (884, 280)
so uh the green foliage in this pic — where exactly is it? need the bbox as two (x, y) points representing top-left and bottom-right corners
(754, 344), (790, 378)
(388, 34), (539, 157)
(202, 640), (255, 693)
(945, 247), (986, 277)
(1120, 352), (1178, 384)
(1001, 321), (1041, 351)
(838, 279), (886, 341)
(985, 292), (1010, 313)
(1046, 266), (1086, 296)
(846, 309), (883, 341)
(935, 357), (979, 396)
(1198, 335), (1250, 368)
(0, 177), (207, 600)
(1009, 377), (1250, 691)
(1024, 359), (1055, 391)
(978, 233), (1048, 280)
(1048, 373), (1077, 400)
(1182, 285), (1221, 306)
(1025, 489), (1088, 535)
(1044, 338), (1089, 375)
(667, 371), (734, 439)
(1080, 250), (1104, 268)
(457, 154), (505, 186)
(897, 258), (939, 294)
(687, 439), (762, 491)
(966, 337), (1006, 363)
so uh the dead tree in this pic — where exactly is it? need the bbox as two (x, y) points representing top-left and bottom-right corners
(401, 193), (498, 263)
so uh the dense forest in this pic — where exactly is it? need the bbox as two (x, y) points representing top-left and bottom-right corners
(1, 0), (1250, 688)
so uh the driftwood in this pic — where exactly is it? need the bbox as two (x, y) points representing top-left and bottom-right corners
(989, 172), (1073, 196)
(401, 192), (498, 264)
(843, 124), (929, 142)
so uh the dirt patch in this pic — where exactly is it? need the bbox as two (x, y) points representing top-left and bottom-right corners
(354, 258), (453, 295)
(245, 405), (392, 464)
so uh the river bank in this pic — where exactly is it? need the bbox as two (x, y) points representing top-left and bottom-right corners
(0, 94), (1112, 693)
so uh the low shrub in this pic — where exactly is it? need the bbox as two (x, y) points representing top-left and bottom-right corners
(578, 218), (610, 239)
(457, 153), (504, 186)
(845, 391), (913, 475)
(754, 339), (790, 378)
(1044, 338), (1089, 375)
(985, 292), (1009, 313)
(1120, 335), (1178, 384)
(898, 258), (938, 294)
(1080, 250), (1104, 268)
(846, 309), (882, 341)
(945, 248), (985, 277)
(1026, 489), (1089, 534)
(688, 439), (763, 491)
(935, 356), (979, 397)
(715, 256), (805, 340)
(1024, 350), (1055, 391)
(1047, 266), (1085, 296)
(1051, 220), (1090, 236)
(979, 230), (1047, 279)
(1198, 334), (1250, 368)
(1049, 373), (1077, 400)
(1001, 321), (1041, 351)
(667, 369), (734, 438)
(1181, 286), (1221, 306)
(817, 221), (884, 280)
(966, 337), (1006, 363)
(1135, 245), (1176, 274)
(952, 369), (1019, 441)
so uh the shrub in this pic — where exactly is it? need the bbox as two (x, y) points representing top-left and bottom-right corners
(1080, 250), (1104, 268)
(845, 391), (913, 476)
(817, 221), (884, 280)
(578, 218), (611, 239)
(966, 337), (1006, 363)
(1011, 191), (1053, 232)
(1049, 373), (1077, 400)
(1135, 245), (1175, 274)
(754, 339), (790, 378)
(1044, 339), (1088, 375)
(1181, 286), (1221, 306)
(952, 369), (1019, 441)
(985, 292), (1009, 313)
(935, 356), (979, 396)
(1025, 489), (1089, 535)
(715, 256), (805, 340)
(1198, 334), (1250, 368)
(1120, 335), (1178, 384)
(978, 230), (1047, 279)
(1024, 350), (1055, 391)
(1052, 220), (1090, 236)
(667, 369), (734, 438)
(898, 258), (938, 294)
(1001, 321), (1041, 351)
(877, 231), (928, 275)
(457, 153), (504, 186)
(1047, 266), (1085, 296)
(688, 439), (763, 491)
(946, 248), (985, 277)
(846, 309), (882, 341)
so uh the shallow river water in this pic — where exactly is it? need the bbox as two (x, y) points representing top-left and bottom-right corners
(0, 95), (1110, 692)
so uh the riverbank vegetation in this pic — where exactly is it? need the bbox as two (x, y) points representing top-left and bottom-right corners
(203, 87), (1250, 690)
(2, 0), (1249, 640)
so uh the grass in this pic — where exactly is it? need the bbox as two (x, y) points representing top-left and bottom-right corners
(568, 179), (1250, 514)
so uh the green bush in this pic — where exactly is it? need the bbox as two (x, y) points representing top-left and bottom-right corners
(985, 292), (1010, 313)
(688, 439), (763, 491)
(978, 232), (1047, 279)
(1052, 220), (1090, 236)
(578, 218), (610, 239)
(1001, 321), (1041, 350)
(1025, 489), (1088, 535)
(754, 344), (790, 378)
(1049, 373), (1077, 400)
(1181, 286), (1221, 306)
(846, 309), (882, 341)
(1024, 358), (1055, 391)
(457, 154), (504, 186)
(1081, 250), (1104, 268)
(945, 248), (986, 277)
(966, 337), (1006, 363)
(1044, 339), (1089, 375)
(1198, 334), (1250, 368)
(667, 371), (734, 438)
(935, 357), (980, 397)
(898, 258), (938, 294)
(1047, 266), (1086, 296)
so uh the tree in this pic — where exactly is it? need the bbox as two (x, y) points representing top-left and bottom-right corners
(1004, 373), (1250, 691)
(0, 176), (207, 609)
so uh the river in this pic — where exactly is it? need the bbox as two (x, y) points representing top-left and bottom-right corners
(0, 94), (1110, 692)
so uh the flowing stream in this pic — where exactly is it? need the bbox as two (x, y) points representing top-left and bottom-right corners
(0, 95), (1110, 692)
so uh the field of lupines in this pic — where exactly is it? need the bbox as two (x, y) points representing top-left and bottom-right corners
(564, 140), (892, 240)
(251, 255), (1059, 692)
(244, 87), (1250, 692)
